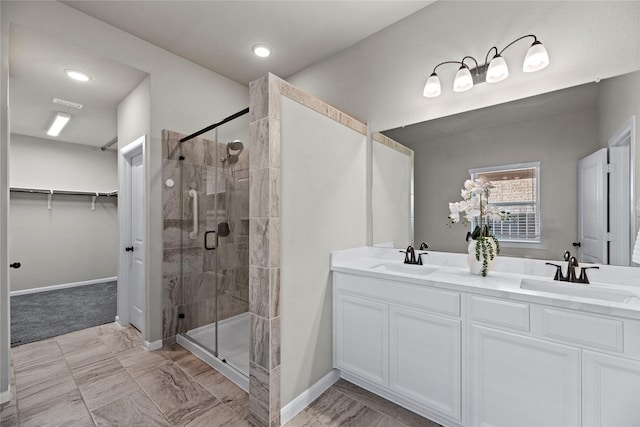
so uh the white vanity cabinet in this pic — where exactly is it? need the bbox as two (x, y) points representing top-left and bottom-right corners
(334, 272), (463, 424)
(468, 295), (640, 427)
(389, 306), (461, 420)
(470, 325), (581, 427)
(582, 350), (640, 427)
(335, 293), (389, 387)
(333, 267), (640, 427)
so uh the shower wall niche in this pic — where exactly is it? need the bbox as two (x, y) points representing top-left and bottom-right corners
(161, 127), (249, 375)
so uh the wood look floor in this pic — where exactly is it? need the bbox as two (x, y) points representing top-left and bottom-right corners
(0, 323), (441, 426)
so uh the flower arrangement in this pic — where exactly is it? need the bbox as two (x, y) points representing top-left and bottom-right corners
(449, 176), (508, 276)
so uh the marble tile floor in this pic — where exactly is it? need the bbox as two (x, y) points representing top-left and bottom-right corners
(0, 323), (441, 427)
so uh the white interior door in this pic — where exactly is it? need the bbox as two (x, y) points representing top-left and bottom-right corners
(129, 152), (145, 331)
(578, 148), (608, 263)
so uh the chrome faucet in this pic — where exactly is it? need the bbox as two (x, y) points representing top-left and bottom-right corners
(545, 250), (599, 283)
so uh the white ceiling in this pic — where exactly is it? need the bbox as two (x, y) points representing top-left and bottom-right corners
(62, 1), (432, 85)
(383, 82), (600, 145)
(9, 24), (149, 148)
(10, 1), (431, 148)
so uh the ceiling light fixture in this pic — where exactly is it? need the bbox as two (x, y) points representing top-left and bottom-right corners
(423, 34), (549, 98)
(47, 112), (71, 137)
(252, 44), (272, 58)
(64, 69), (92, 82)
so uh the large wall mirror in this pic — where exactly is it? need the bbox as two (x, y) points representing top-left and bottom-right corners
(373, 69), (640, 266)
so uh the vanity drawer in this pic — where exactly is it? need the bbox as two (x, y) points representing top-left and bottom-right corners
(469, 296), (530, 332)
(334, 273), (460, 317)
(541, 309), (623, 353)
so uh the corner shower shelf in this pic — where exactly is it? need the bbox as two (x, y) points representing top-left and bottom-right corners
(10, 187), (118, 210)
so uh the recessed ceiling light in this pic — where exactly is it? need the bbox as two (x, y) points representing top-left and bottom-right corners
(64, 69), (92, 82)
(252, 44), (271, 58)
(47, 112), (71, 137)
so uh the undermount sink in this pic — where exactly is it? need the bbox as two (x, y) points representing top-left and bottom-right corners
(371, 263), (438, 276)
(520, 278), (640, 304)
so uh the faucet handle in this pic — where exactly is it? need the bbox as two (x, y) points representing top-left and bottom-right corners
(545, 262), (565, 281)
(399, 250), (410, 263)
(578, 265), (600, 284)
(417, 252), (428, 265)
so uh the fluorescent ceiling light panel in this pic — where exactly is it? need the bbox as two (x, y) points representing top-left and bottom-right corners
(47, 112), (71, 137)
(53, 98), (83, 109)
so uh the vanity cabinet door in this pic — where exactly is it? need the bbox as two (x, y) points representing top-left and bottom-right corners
(470, 325), (580, 427)
(389, 306), (461, 421)
(335, 293), (389, 387)
(582, 350), (640, 427)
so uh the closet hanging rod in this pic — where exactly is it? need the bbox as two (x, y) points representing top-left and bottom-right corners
(10, 187), (118, 197)
(180, 107), (249, 143)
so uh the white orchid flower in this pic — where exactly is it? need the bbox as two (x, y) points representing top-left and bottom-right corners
(464, 179), (474, 191)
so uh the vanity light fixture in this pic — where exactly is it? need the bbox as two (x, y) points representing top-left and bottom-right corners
(423, 34), (549, 98)
(252, 44), (272, 58)
(64, 69), (92, 82)
(47, 112), (71, 137)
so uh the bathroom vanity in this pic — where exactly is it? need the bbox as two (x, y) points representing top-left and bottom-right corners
(331, 247), (640, 427)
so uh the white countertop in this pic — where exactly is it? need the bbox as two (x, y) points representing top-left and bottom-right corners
(330, 247), (640, 320)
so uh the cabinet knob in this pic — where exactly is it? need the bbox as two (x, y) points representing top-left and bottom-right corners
(125, 246), (134, 252)
(9, 262), (21, 269)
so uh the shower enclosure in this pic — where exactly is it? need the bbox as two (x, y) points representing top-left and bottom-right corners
(162, 109), (250, 390)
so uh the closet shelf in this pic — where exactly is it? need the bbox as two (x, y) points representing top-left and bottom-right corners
(10, 187), (118, 197)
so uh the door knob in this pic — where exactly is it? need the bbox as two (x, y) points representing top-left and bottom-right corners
(9, 262), (21, 269)
(125, 246), (134, 252)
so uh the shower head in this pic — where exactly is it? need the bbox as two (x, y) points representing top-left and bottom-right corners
(227, 140), (244, 151)
(224, 140), (244, 165)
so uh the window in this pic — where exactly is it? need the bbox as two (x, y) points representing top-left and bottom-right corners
(470, 162), (540, 243)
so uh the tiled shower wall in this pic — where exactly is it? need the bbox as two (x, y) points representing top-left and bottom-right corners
(161, 129), (250, 339)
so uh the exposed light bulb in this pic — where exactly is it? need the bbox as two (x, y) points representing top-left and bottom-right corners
(486, 55), (509, 83)
(523, 41), (549, 72)
(423, 73), (441, 97)
(453, 66), (473, 92)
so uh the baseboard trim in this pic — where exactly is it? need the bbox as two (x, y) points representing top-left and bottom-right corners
(10, 277), (118, 297)
(0, 385), (10, 404)
(143, 339), (163, 352)
(280, 369), (341, 424)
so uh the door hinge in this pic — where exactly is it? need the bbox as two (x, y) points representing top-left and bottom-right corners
(605, 232), (614, 241)
(605, 163), (616, 173)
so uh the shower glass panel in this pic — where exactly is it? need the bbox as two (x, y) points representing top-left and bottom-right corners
(179, 112), (250, 378)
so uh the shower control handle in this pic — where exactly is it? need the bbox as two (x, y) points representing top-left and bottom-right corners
(125, 246), (134, 252)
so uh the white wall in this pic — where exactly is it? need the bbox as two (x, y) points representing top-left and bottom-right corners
(0, 1), (10, 403)
(409, 109), (599, 261)
(288, 1), (640, 134)
(597, 70), (640, 235)
(1, 1), (249, 345)
(372, 139), (412, 247)
(10, 134), (117, 191)
(280, 96), (367, 406)
(8, 134), (118, 291)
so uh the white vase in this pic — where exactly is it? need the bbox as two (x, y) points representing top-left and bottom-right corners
(467, 238), (498, 276)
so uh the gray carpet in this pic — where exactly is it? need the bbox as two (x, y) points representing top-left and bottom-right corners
(10, 281), (117, 347)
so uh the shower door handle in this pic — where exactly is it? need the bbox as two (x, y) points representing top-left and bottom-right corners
(205, 230), (216, 250)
